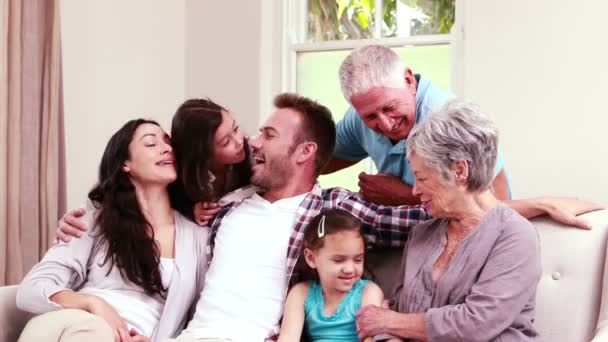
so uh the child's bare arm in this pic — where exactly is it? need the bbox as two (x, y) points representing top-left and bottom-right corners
(277, 282), (310, 342)
(360, 282), (384, 342)
(360, 283), (403, 342)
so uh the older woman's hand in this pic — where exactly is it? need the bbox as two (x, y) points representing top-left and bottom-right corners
(356, 304), (395, 339)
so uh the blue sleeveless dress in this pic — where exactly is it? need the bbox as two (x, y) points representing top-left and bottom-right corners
(304, 279), (369, 342)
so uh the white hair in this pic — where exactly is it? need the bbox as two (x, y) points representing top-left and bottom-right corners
(406, 100), (499, 192)
(339, 45), (408, 101)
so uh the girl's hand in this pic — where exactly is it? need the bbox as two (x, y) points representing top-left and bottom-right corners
(56, 207), (88, 242)
(87, 296), (132, 342)
(193, 201), (222, 226)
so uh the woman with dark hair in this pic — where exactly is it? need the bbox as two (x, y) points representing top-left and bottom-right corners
(54, 99), (253, 242)
(170, 99), (252, 225)
(16, 119), (208, 342)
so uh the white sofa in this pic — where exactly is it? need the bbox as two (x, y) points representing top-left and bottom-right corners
(1, 210), (607, 342)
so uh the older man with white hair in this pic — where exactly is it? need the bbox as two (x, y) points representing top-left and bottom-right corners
(322, 45), (511, 205)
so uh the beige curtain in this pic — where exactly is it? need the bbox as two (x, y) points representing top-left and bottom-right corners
(0, 0), (65, 286)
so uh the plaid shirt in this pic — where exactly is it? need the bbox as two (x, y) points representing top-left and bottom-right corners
(204, 183), (429, 341)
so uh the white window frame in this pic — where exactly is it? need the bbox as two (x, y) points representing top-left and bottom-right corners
(282, 0), (461, 94)
(280, 0), (463, 175)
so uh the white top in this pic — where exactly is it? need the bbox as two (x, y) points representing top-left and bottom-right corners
(17, 210), (209, 342)
(183, 192), (307, 342)
(79, 258), (176, 337)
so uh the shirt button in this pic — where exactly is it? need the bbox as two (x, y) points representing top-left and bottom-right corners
(551, 272), (561, 280)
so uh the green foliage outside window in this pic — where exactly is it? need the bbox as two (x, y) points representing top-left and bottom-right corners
(307, 0), (455, 42)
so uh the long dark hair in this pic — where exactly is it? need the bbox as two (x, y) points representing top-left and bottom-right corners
(88, 119), (167, 298)
(171, 99), (252, 208)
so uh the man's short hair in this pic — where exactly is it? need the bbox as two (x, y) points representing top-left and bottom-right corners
(274, 93), (336, 175)
(339, 44), (407, 101)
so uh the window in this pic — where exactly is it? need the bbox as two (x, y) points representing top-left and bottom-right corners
(284, 0), (456, 191)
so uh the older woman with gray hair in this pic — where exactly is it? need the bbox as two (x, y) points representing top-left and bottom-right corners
(356, 100), (542, 341)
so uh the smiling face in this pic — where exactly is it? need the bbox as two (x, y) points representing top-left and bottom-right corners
(350, 69), (418, 142)
(123, 123), (176, 186)
(248, 108), (303, 190)
(212, 110), (246, 166)
(304, 230), (365, 293)
(410, 151), (462, 217)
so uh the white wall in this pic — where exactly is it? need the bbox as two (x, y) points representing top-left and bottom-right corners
(458, 0), (608, 202)
(184, 0), (283, 136)
(62, 1), (606, 208)
(61, 0), (186, 209)
(61, 1), (281, 209)
(184, 1), (260, 136)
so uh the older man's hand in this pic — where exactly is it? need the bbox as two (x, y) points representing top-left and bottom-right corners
(536, 197), (605, 230)
(358, 172), (419, 206)
(356, 304), (394, 339)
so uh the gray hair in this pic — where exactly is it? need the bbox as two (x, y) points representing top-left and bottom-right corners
(339, 45), (408, 101)
(406, 100), (499, 192)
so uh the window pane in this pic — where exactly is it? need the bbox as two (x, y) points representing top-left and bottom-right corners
(305, 1), (455, 42)
(306, 0), (379, 42)
(296, 44), (451, 190)
(385, 0), (455, 38)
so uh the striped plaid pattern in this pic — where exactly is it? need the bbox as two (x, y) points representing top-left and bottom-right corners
(203, 183), (429, 341)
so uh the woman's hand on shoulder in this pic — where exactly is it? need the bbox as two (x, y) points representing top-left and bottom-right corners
(193, 201), (222, 226)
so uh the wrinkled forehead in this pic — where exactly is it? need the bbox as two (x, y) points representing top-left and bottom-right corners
(352, 86), (403, 111)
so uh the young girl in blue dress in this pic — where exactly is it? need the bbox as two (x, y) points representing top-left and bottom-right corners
(278, 209), (400, 342)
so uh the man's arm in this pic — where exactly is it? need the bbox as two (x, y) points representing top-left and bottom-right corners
(358, 170), (507, 206)
(358, 173), (420, 205)
(491, 169), (509, 200)
(325, 188), (429, 248)
(330, 107), (370, 172)
(321, 156), (360, 174)
(327, 188), (604, 248)
(504, 197), (605, 229)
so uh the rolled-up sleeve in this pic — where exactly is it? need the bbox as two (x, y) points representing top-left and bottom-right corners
(424, 220), (541, 342)
(16, 210), (98, 314)
(324, 187), (429, 248)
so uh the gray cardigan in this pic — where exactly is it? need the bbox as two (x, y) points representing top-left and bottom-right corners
(392, 205), (542, 341)
(16, 208), (208, 341)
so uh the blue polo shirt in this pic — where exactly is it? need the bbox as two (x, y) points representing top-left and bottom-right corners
(334, 75), (510, 196)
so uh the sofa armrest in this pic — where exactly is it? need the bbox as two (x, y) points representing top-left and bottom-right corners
(0, 285), (32, 342)
(591, 326), (608, 342)
(592, 209), (608, 341)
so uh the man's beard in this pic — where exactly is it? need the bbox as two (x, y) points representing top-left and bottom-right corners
(251, 156), (293, 190)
